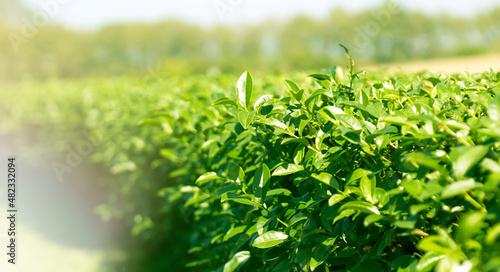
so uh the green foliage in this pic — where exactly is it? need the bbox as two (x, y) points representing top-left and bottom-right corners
(0, 73), (284, 271)
(180, 50), (500, 271)
(2, 47), (500, 271)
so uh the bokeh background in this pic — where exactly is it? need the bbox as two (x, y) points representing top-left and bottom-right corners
(0, 0), (499, 271)
(1, 0), (500, 81)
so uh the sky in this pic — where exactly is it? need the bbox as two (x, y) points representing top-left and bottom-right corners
(20, 0), (500, 30)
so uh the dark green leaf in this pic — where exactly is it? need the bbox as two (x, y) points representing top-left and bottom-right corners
(282, 138), (309, 146)
(228, 162), (245, 185)
(311, 172), (340, 190)
(391, 255), (417, 272)
(307, 74), (331, 81)
(265, 188), (293, 199)
(351, 260), (384, 272)
(254, 164), (271, 202)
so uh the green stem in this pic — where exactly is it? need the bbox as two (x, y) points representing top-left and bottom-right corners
(464, 192), (486, 213)
(260, 205), (289, 228)
(297, 99), (324, 128)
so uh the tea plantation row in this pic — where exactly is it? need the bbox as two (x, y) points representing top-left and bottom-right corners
(184, 53), (500, 271)
(1, 56), (499, 271)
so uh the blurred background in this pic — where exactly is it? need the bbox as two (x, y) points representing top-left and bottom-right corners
(0, 0), (499, 271)
(1, 0), (499, 81)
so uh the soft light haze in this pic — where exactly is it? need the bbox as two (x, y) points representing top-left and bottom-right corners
(21, 0), (500, 30)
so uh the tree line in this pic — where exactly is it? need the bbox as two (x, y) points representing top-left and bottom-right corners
(1, 2), (499, 81)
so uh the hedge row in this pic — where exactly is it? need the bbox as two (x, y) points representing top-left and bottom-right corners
(171, 48), (500, 271)
(2, 48), (499, 271)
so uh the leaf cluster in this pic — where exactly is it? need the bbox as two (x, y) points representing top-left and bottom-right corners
(186, 47), (500, 271)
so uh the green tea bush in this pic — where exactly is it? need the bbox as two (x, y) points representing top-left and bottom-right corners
(182, 47), (500, 271)
(2, 47), (499, 272)
(0, 74), (283, 270)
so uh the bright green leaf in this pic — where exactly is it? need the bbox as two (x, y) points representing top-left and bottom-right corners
(364, 214), (385, 227)
(289, 212), (308, 227)
(485, 223), (500, 245)
(224, 251), (250, 272)
(416, 252), (445, 272)
(394, 220), (416, 229)
(450, 145), (489, 179)
(272, 163), (304, 176)
(228, 197), (258, 207)
(213, 97), (238, 107)
(340, 201), (380, 215)
(379, 116), (408, 126)
(262, 118), (292, 135)
(237, 71), (253, 109)
(360, 175), (375, 202)
(224, 225), (247, 241)
(441, 179), (483, 199)
(196, 172), (223, 185)
(336, 114), (362, 130)
(456, 212), (485, 243)
(284, 80), (300, 92)
(252, 231), (288, 249)
(488, 96), (500, 122)
(254, 94), (273, 110)
(328, 194), (347, 206)
(238, 111), (255, 129)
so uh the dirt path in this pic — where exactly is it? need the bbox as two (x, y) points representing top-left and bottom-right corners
(0, 137), (120, 272)
(362, 53), (500, 74)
